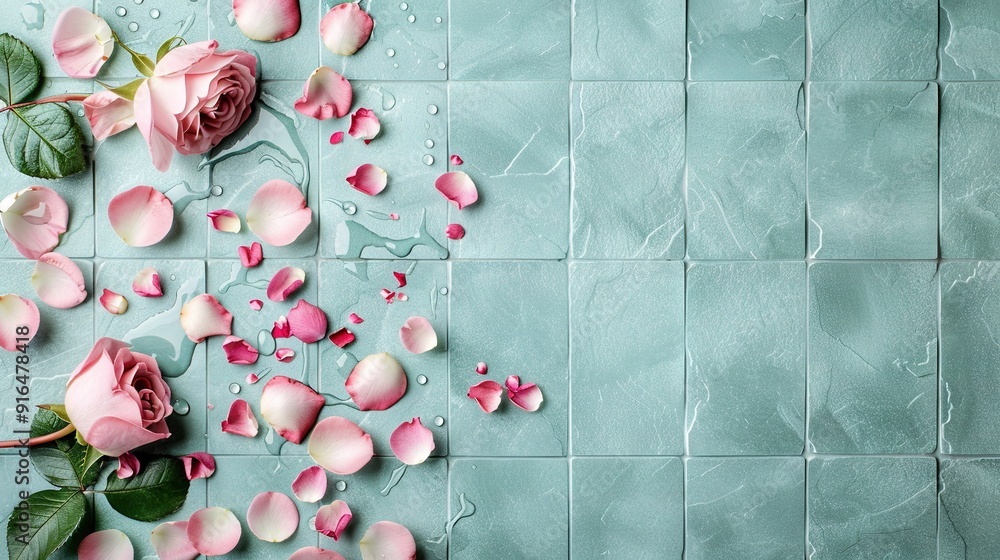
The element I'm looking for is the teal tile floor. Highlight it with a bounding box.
[4,0,1000,558]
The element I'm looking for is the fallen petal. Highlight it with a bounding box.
[345,353,407,411]
[393,271,406,287]
[294,66,352,120]
[445,223,465,240]
[468,380,503,413]
[380,288,395,304]
[330,131,344,144]
[346,163,387,196]
[132,266,163,297]
[506,375,544,412]
[78,529,133,560]
[475,362,488,375]
[389,212,399,220]
[246,372,260,384]
[268,266,305,302]
[51,6,113,79]
[272,315,291,338]
[276,347,295,362]
[180,294,233,342]
[396,292,408,302]
[207,209,241,233]
[31,252,87,309]
[0,186,69,259]
[308,416,373,475]
[348,312,364,324]
[291,465,327,503]
[288,299,328,343]
[389,417,435,466]
[239,242,264,268]
[116,452,139,479]
[186,507,242,556]
[100,288,128,315]
[435,171,479,210]
[399,316,437,354]
[108,186,174,247]
[260,376,325,444]
[221,399,259,437]
[348,108,380,143]
[328,327,355,348]
[315,500,351,541]
[359,521,416,560]
[450,154,464,166]
[247,491,299,543]
[0,294,39,351]
[290,547,346,560]
[83,90,134,141]
[223,335,259,365]
[249,299,263,311]
[150,521,198,560]
[233,0,301,42]
[246,180,312,247]
[320,2,374,56]
[505,375,520,392]
[181,452,216,480]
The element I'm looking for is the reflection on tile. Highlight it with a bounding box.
[939,459,1000,559]
[572,0,685,81]
[209,2,319,81]
[95,0,209,79]
[940,0,1000,80]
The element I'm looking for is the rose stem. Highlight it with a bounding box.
[0,423,76,448]
[0,93,91,114]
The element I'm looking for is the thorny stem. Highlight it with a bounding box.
[0,93,90,114]
[0,423,76,448]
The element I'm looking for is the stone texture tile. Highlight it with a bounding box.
[940,0,1000,80]
[572,0,685,81]
[939,459,1000,559]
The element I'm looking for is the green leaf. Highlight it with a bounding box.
[29,408,68,440]
[156,36,185,62]
[0,33,40,105]
[29,409,106,488]
[30,448,83,488]
[6,489,86,560]
[3,103,86,179]
[102,457,190,522]
[37,404,70,424]
[99,77,145,102]
[131,52,155,77]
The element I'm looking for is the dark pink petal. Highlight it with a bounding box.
[294,66,352,120]
[475,362,488,375]
[233,0,301,42]
[100,288,128,315]
[78,529,133,560]
[116,452,139,479]
[320,2,374,56]
[223,335,259,365]
[389,212,399,220]
[380,288,395,304]
[247,491,299,543]
[348,312,364,324]
[290,547,346,560]
[330,131,344,145]
[393,271,407,287]
[267,266,305,302]
[272,315,292,338]
[239,242,264,268]
[221,399,259,437]
[348,108,380,143]
[181,452,216,480]
[246,180,312,247]
[468,380,503,413]
[359,521,416,560]
[399,316,437,354]
[346,163,387,196]
[450,154,464,166]
[108,186,174,246]
[315,500,351,541]
[389,417,435,466]
[328,327,355,348]
[435,171,479,210]
[291,465,327,503]
[132,266,162,297]
[180,294,233,342]
[260,376,325,444]
[246,372,260,384]
[505,375,544,412]
[308,416,373,475]
[288,299,328,343]
[31,252,87,309]
[0,294,40,351]
[445,223,466,240]
[151,521,198,560]
[505,375,520,392]
[207,209,241,233]
[249,299,263,311]
[276,347,295,362]
[0,186,69,259]
[186,507,242,556]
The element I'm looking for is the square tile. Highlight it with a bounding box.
[685,262,805,456]
[687,81,805,259]
[450,262,568,456]
[570,262,684,456]
[809,0,937,80]
[15,0,93,77]
[209,1,319,81]
[571,457,683,559]
[808,262,938,454]
[571,82,684,259]
[449,82,569,259]
[686,457,805,559]
[95,0,210,79]
[807,458,936,560]
[449,0,569,80]
[807,82,938,260]
[688,0,804,80]
[450,458,568,559]
[572,0,685,80]
[940,0,1000,80]
[939,459,1000,559]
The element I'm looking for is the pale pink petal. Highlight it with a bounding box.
[348,312,364,324]
[78,529,132,560]
[108,186,174,247]
[389,417,435,466]
[467,380,502,413]
[290,547,346,560]
[186,507,242,556]
[291,466,326,503]
[359,521,416,560]
[328,327,354,348]
[475,362,488,375]
[116,452,139,479]
[393,271,406,287]
[345,352,407,411]
[181,452,216,480]
[0,186,69,259]
[233,0,301,42]
[207,209,241,233]
[247,491,299,543]
[260,375,325,444]
[246,180,312,247]
[330,131,344,144]
[51,7,113,78]
[348,108,380,144]
[180,294,233,342]
[83,90,134,141]
[31,252,87,309]
[435,171,479,210]
[249,299,263,311]
[151,521,198,560]
[445,223,465,240]
[288,299,328,343]
[294,67,352,120]
[450,154,464,166]
[267,266,305,302]
[0,294,39,352]
[346,163,387,196]
[223,335,259,365]
[320,2,374,56]
[132,266,162,297]
[380,288,395,304]
[506,375,544,412]
[315,500,351,541]
[389,212,399,220]
[276,347,295,362]
[272,315,291,338]
[100,288,128,315]
[399,316,437,354]
[308,416,373,475]
[239,242,264,268]
[397,293,408,302]
[221,399,259,437]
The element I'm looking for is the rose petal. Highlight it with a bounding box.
[233,0,301,42]
[475,362,488,375]
[290,547,347,560]
[78,529,133,560]
[468,380,503,413]
[308,416,373,475]
[315,500,351,541]
[239,242,264,268]
[51,7,113,78]
[348,312,364,324]
[207,209,241,233]
[505,375,544,412]
[346,163,387,196]
[100,288,128,315]
[108,186,174,246]
[246,180,312,247]
[267,266,305,302]
[359,521,416,560]
[223,335,259,365]
[181,452,216,480]
[328,327,355,348]
[180,294,233,342]
[380,288,395,304]
[0,186,69,259]
[399,316,437,354]
[450,154,464,166]
[31,252,87,309]
[294,66,353,120]
[320,2,374,56]
[288,299,328,343]
[272,315,291,338]
[132,266,163,297]
[291,465,327,503]
[330,131,344,145]
[83,90,135,141]
[246,372,259,384]
[389,417,435,466]
[247,491,299,543]
[221,399,259,437]
[389,212,399,220]
[445,223,465,240]
[276,347,295,362]
[0,294,39,352]
[116,452,139,479]
[393,271,406,287]
[151,521,198,560]
[348,108,380,143]
[186,507,242,556]
[260,375,325,444]
[396,293,408,302]
[345,352,407,411]
[249,299,263,311]
[435,171,479,210]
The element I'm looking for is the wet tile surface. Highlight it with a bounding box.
[939,459,1000,559]
[572,0,685,81]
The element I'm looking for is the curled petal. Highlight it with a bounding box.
[328,327,355,348]
[290,547,346,560]
[380,288,395,304]
[249,299,263,311]
[223,335,259,365]
[239,242,264,268]
[468,380,503,413]
[78,529,133,560]
[132,266,162,297]
[399,316,437,354]
[246,372,260,384]
[221,399,259,437]
[116,452,139,479]
[475,362,488,375]
[0,186,69,259]
[320,2,374,56]
[346,163,387,196]
[389,417,435,466]
[348,108,380,143]
[233,0,301,42]
[181,452,216,480]
[315,500,351,541]
[246,180,312,247]
[435,172,479,210]
[83,90,134,141]
[247,491,299,543]
[276,347,295,362]
[100,288,128,315]
[51,7,113,78]
[505,375,544,412]
[308,416,374,475]
[450,154,464,166]
[359,521,417,560]
[108,186,174,247]
[396,293,408,302]
[0,294,40,351]
[260,376,325,444]
[291,465,326,503]
[445,223,465,240]
[272,315,291,338]
[186,507,242,556]
[294,66,352,120]
[31,252,87,309]
[267,266,305,302]
[330,131,344,145]
[393,271,406,288]
[180,294,233,342]
[150,521,198,560]
[345,353,407,411]
[288,299,328,343]
[348,312,363,324]
[207,209,241,233]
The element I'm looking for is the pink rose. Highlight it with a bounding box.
[64,338,173,457]
[133,40,257,172]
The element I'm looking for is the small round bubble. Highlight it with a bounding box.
[228,383,241,394]
[211,185,223,196]
[425,139,434,149]
[335,480,347,491]
[422,154,434,166]
[128,22,139,31]
[407,14,415,22]
[434,416,445,426]
[417,375,428,385]
[399,2,408,9]
[149,8,160,18]
[434,16,443,23]
[115,6,127,16]
[427,104,438,115]
[386,48,395,57]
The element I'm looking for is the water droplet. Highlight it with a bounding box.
[399,2,408,9]
[77,109,85,117]
[210,185,223,196]
[169,274,177,281]
[149,8,159,18]
[422,154,434,166]
[335,480,347,491]
[425,139,434,149]
[386,48,395,57]
[115,6,127,16]
[439,287,449,295]
[133,0,143,4]
[427,104,438,115]
[308,517,317,531]
[407,14,415,23]
[438,62,447,70]
[21,1,45,31]
[471,464,477,470]
[128,21,139,31]
[227,10,236,26]
[417,375,428,385]
[229,383,241,394]
[380,89,396,110]
[435,16,443,24]
[344,202,357,215]
[173,399,190,415]
[393,63,399,68]
[434,416,445,426]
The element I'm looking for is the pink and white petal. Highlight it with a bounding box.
[393,271,406,287]
[389,213,399,220]
[180,294,233,342]
[78,529,133,560]
[328,327,354,348]
[151,521,198,560]
[505,375,520,392]
[272,315,291,338]
[246,180,312,247]
[31,252,87,309]
[320,2,374,56]
[359,521,417,560]
[181,452,216,480]
[233,0,301,42]
[0,186,69,259]
[475,362,488,375]
[0,294,39,351]
[348,312,363,324]
[275,347,295,362]
[267,266,305,302]
[132,266,162,297]
[346,163,387,196]
[315,500,351,541]
[509,382,544,412]
[348,108,380,143]
[100,288,128,315]
[186,507,242,556]
[396,293,408,302]
[239,242,264,268]
[450,154,464,166]
[207,209,241,233]
[108,186,174,247]
[345,352,407,411]
[291,465,326,503]
[246,372,260,384]
[445,223,465,240]
[259,375,325,444]
[83,90,134,141]
[287,299,328,343]
[221,399,259,437]
[51,7,113,79]
[329,131,344,145]
[307,416,373,475]
[467,380,503,413]
[380,289,395,304]
[247,491,299,543]
[389,417,435,466]
[116,452,139,479]
[249,299,263,311]
[223,335,259,365]
[399,316,437,354]
[434,171,479,210]
[293,66,352,120]
[290,547,347,560]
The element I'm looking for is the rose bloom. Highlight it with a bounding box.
[64,338,173,457]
